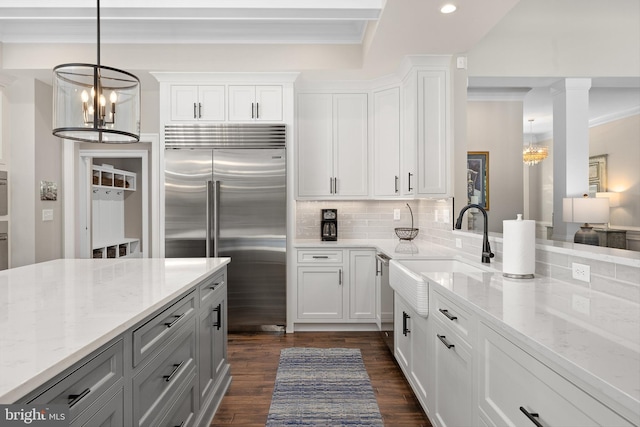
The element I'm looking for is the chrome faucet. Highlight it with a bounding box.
[454,204,495,264]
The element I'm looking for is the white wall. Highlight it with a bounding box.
[467,100,524,232]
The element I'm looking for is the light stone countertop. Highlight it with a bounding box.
[294,238,640,422]
[0,257,230,403]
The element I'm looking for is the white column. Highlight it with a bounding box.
[551,78,591,242]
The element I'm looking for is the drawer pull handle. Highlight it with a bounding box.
[437,334,455,349]
[439,309,458,321]
[312,256,329,259]
[209,281,223,290]
[164,313,184,328]
[163,361,185,383]
[519,407,543,427]
[68,388,91,408]
[213,304,222,330]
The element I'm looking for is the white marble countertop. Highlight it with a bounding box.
[0,257,230,403]
[294,238,640,420]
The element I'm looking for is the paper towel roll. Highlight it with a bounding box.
[502,214,536,279]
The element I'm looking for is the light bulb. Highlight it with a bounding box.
[99,95,106,107]
[91,87,95,98]
[81,90,89,103]
[110,91,117,103]
[440,4,457,13]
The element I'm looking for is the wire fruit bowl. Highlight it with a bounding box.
[394,203,419,241]
[395,227,419,240]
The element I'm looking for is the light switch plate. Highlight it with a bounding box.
[42,209,53,221]
[393,209,401,220]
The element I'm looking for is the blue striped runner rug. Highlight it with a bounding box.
[266,347,384,426]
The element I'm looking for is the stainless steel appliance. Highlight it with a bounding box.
[321,208,337,241]
[164,123,286,331]
[376,252,394,352]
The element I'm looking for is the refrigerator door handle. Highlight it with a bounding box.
[206,180,213,257]
[212,180,220,257]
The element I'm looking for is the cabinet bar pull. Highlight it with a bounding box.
[333,177,337,194]
[68,388,91,408]
[394,176,399,193]
[312,255,329,259]
[256,102,259,119]
[209,281,223,290]
[402,311,410,336]
[213,304,222,330]
[338,269,343,285]
[408,172,414,191]
[175,422,185,427]
[251,102,255,119]
[163,361,185,382]
[439,308,458,321]
[198,102,202,118]
[329,177,333,194]
[519,407,543,427]
[164,313,184,328]
[437,334,455,349]
[193,103,197,119]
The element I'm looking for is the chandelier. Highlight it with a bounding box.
[523,119,548,166]
[52,0,140,143]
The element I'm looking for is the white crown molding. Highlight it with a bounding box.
[589,105,640,128]
[151,71,300,84]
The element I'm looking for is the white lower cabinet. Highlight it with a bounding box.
[394,294,433,416]
[477,322,633,427]
[432,318,473,427]
[295,248,376,325]
[393,284,633,427]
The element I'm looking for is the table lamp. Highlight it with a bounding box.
[563,196,609,245]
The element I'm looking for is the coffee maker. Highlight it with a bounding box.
[321,209,338,241]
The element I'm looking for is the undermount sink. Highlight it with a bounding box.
[389,258,492,316]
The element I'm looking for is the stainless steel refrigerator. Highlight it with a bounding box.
[164,124,286,331]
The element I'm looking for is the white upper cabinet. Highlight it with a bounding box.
[416,69,449,197]
[228,85,283,121]
[373,87,401,197]
[170,85,225,121]
[296,92,368,199]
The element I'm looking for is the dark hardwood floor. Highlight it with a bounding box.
[210,331,432,427]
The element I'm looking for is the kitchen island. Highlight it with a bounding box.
[0,257,231,427]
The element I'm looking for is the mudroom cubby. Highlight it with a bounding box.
[91,164,140,258]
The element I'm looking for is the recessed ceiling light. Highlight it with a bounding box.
[440,4,457,14]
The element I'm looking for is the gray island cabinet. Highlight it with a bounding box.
[0,258,231,427]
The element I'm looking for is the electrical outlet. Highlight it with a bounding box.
[571,294,591,315]
[443,209,450,223]
[393,209,401,220]
[456,238,463,248]
[42,209,53,222]
[572,262,590,283]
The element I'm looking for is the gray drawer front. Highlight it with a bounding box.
[29,340,123,422]
[199,270,226,306]
[133,319,197,427]
[158,373,197,427]
[133,291,196,367]
[71,386,124,427]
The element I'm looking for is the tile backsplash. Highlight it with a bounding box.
[295,199,640,301]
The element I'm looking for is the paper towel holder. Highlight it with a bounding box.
[502,214,535,279]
